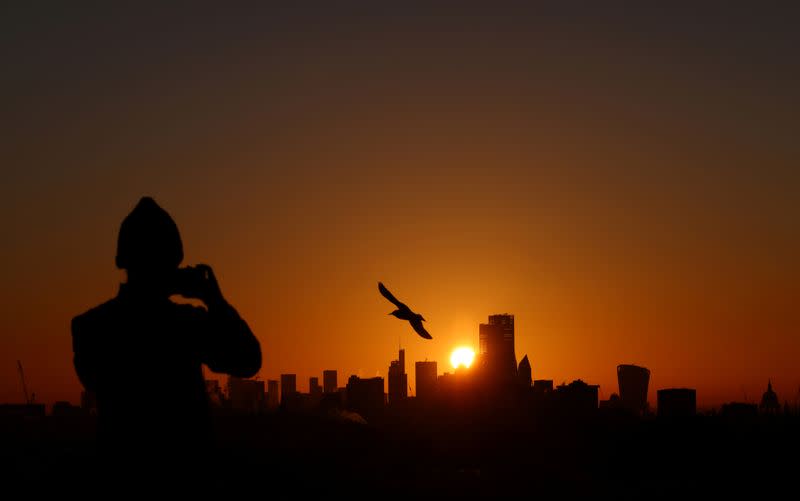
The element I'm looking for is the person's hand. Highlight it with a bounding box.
[194,264,225,306]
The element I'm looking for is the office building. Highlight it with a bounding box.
[281,374,297,404]
[617,364,650,416]
[267,379,280,409]
[478,314,517,384]
[323,370,338,394]
[415,361,438,400]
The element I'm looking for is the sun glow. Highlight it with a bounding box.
[450,347,475,369]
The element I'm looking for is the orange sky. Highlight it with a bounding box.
[1,4,798,409]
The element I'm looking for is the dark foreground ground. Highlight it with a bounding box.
[2,405,798,498]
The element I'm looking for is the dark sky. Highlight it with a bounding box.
[1,3,798,407]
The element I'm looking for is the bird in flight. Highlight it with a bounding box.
[378,282,432,340]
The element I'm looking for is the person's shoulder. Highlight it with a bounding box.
[71,298,121,335]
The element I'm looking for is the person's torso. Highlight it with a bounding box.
[74,295,212,446]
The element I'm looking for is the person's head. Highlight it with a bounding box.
[116,197,183,295]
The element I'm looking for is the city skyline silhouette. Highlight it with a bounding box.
[2,4,798,410]
[4,305,797,497]
[1,3,798,495]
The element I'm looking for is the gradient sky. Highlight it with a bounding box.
[2,3,798,409]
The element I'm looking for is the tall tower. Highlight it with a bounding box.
[518,355,532,387]
[388,349,408,403]
[478,314,517,384]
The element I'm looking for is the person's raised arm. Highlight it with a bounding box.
[192,264,261,377]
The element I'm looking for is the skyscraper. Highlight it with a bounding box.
[323,370,338,394]
[478,314,517,384]
[267,379,279,409]
[280,374,297,404]
[518,355,532,387]
[415,361,438,400]
[388,349,408,403]
[617,364,650,416]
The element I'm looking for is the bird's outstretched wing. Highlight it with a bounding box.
[410,318,432,340]
[378,282,406,309]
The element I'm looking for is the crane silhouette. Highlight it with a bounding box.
[17,360,33,404]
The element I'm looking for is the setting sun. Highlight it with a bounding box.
[450,347,476,369]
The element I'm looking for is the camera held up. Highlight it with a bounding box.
[172,266,208,299]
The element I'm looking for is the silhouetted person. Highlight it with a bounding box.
[71,197,261,491]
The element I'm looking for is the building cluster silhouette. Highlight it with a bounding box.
[3,312,792,431]
[54,312,781,425]
[4,312,792,425]
[2,312,798,498]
